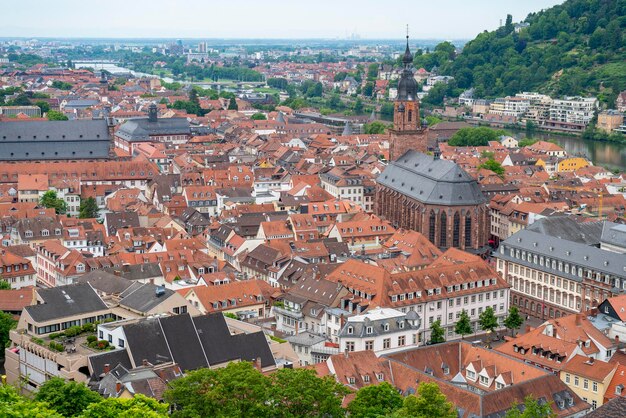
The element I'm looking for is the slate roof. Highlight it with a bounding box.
[157,314,208,371]
[88,349,132,378]
[377,150,486,206]
[601,222,626,250]
[74,270,135,295]
[115,117,190,142]
[497,228,626,282]
[120,313,275,372]
[119,283,175,313]
[526,216,604,245]
[0,119,110,161]
[123,318,173,366]
[25,283,108,322]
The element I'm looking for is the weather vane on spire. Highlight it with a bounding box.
[406,24,409,39]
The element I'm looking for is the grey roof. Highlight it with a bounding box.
[26,283,108,322]
[601,222,626,250]
[339,312,420,338]
[286,331,326,347]
[496,228,626,283]
[103,263,163,282]
[123,317,173,366]
[88,349,132,378]
[105,212,140,235]
[119,283,175,313]
[0,120,110,161]
[526,216,604,245]
[158,314,208,371]
[115,117,190,142]
[377,150,486,206]
[64,99,99,108]
[74,270,135,295]
[192,314,276,368]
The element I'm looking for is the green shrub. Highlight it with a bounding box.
[64,326,82,337]
[86,335,97,343]
[81,323,95,333]
[48,333,61,340]
[48,341,64,352]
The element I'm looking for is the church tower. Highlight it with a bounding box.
[389,34,429,161]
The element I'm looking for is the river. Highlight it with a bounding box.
[516,132,626,173]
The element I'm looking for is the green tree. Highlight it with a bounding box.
[354,98,364,114]
[51,80,73,90]
[271,368,348,418]
[35,100,50,114]
[363,82,374,97]
[392,382,456,418]
[479,159,505,178]
[47,110,69,121]
[505,396,556,418]
[79,197,99,219]
[364,121,386,134]
[0,310,17,349]
[0,384,62,418]
[250,112,267,120]
[188,88,199,105]
[449,127,505,147]
[518,138,538,148]
[504,306,524,337]
[348,382,403,418]
[479,306,499,345]
[454,309,473,339]
[40,190,67,215]
[35,377,102,417]
[228,97,238,110]
[367,63,379,80]
[0,279,11,290]
[430,320,445,344]
[164,362,271,418]
[78,394,167,418]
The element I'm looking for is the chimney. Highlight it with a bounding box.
[344,348,349,358]
[575,314,582,326]
[116,382,122,393]
[254,357,262,371]
[103,364,110,374]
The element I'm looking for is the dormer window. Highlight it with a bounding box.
[41,229,49,237]
[347,377,355,384]
[376,373,384,381]
[616,384,623,395]
[25,230,33,238]
[383,323,389,332]
[347,326,353,334]
[366,326,373,334]
[363,375,370,383]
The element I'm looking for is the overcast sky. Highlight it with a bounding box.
[1,0,564,39]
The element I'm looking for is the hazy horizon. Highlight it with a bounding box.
[1,0,564,40]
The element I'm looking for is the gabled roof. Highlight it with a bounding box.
[25,283,108,322]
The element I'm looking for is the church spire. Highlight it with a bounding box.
[402,25,413,66]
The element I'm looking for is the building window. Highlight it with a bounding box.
[398,336,405,346]
[592,381,598,393]
[118,339,125,347]
[383,338,391,349]
[428,210,436,243]
[452,212,460,247]
[365,340,374,350]
[465,213,472,247]
[440,211,447,247]
[345,341,355,352]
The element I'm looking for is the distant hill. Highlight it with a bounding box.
[432,0,626,106]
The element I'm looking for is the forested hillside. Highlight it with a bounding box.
[428,0,625,105]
